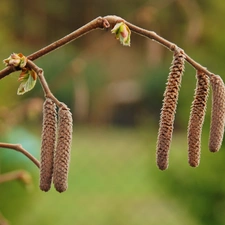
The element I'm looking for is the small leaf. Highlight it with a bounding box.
[17,69,37,95]
[111,22,131,46]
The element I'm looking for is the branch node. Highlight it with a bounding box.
[170,44,178,52]
[102,18,110,29]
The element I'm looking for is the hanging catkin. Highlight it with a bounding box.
[209,74,225,152]
[187,71,209,167]
[40,98,57,191]
[53,106,73,193]
[156,49,185,170]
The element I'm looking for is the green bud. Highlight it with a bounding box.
[111,22,131,46]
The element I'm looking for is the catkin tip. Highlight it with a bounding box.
[188,161,199,168]
[157,157,169,170]
[53,106,73,193]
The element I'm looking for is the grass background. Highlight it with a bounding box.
[1,125,224,225]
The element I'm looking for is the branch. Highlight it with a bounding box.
[0,16,110,80]
[0,15,213,80]
[0,170,31,185]
[122,19,211,77]
[0,143,40,168]
[26,60,63,107]
[0,212,9,225]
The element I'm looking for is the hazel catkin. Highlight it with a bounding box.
[53,106,73,193]
[187,71,209,167]
[39,98,57,191]
[156,49,185,170]
[209,74,225,152]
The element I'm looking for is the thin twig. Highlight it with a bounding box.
[0,212,9,225]
[105,15,212,76]
[26,60,64,108]
[0,170,30,184]
[0,143,40,168]
[123,19,211,77]
[27,16,110,61]
[0,15,214,80]
[0,16,110,80]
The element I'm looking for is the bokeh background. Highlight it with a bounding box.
[1,0,225,224]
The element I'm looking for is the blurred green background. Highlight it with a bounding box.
[1,0,225,224]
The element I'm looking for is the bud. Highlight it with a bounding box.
[156,49,185,170]
[187,71,209,167]
[53,106,73,193]
[111,22,131,46]
[209,74,225,152]
[39,98,57,191]
[3,53,27,68]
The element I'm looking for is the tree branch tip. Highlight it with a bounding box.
[0,142,40,169]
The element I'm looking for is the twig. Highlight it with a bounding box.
[0,212,9,225]
[122,19,211,77]
[26,60,64,108]
[105,15,212,77]
[0,143,40,168]
[27,16,110,61]
[0,15,214,80]
[0,170,31,184]
[0,16,110,80]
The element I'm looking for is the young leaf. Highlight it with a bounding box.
[17,69,37,95]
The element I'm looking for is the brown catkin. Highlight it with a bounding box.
[156,49,185,170]
[40,98,57,191]
[209,74,225,152]
[53,106,73,193]
[187,71,210,167]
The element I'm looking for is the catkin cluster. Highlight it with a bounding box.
[209,74,225,152]
[187,71,209,167]
[39,100,73,192]
[155,46,225,169]
[156,49,185,170]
